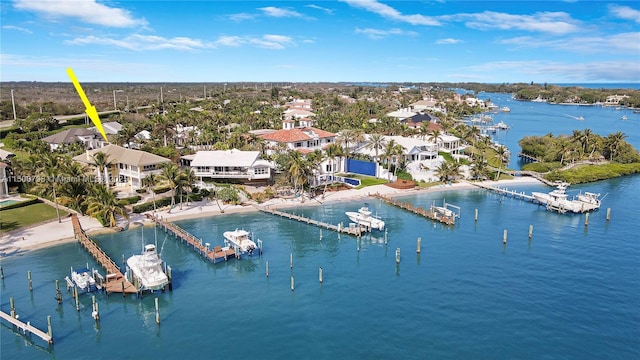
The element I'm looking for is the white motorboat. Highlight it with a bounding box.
[430,200,460,219]
[223,229,261,257]
[496,121,510,130]
[577,192,601,207]
[500,106,511,112]
[345,206,385,231]
[127,244,169,292]
[67,266,99,293]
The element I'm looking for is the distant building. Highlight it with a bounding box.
[89,121,122,135]
[42,128,105,151]
[259,120,336,155]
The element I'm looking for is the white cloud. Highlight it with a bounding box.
[2,25,33,34]
[608,4,640,23]
[355,27,418,39]
[66,34,216,51]
[466,60,640,82]
[306,4,333,15]
[498,32,640,54]
[249,35,294,49]
[214,36,245,47]
[341,0,441,26]
[455,11,580,35]
[13,0,147,27]
[229,13,256,22]
[258,6,304,18]
[436,38,462,44]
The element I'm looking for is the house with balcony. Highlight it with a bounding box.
[73,144,171,190]
[259,120,336,155]
[42,128,105,151]
[186,149,272,184]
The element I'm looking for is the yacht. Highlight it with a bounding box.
[500,106,511,112]
[532,183,580,213]
[576,192,601,207]
[345,206,385,231]
[495,121,510,130]
[223,229,261,257]
[127,244,169,292]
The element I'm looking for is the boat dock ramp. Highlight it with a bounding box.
[257,206,368,236]
[371,193,458,226]
[146,214,245,263]
[0,309,53,345]
[71,214,138,295]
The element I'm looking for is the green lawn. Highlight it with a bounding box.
[0,203,69,232]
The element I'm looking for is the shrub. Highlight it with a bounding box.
[0,197,41,211]
[117,195,141,206]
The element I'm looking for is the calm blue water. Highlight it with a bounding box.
[2,100,639,359]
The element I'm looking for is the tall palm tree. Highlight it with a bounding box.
[364,133,386,178]
[181,168,197,207]
[35,153,64,223]
[142,173,159,211]
[337,129,364,159]
[58,161,90,215]
[84,184,129,228]
[427,129,442,152]
[152,114,175,147]
[382,139,400,181]
[494,145,509,180]
[159,163,184,212]
[554,138,572,165]
[89,152,113,188]
[605,131,627,161]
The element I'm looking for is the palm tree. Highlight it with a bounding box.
[324,142,344,177]
[58,161,90,215]
[33,153,66,223]
[337,129,364,159]
[152,114,175,147]
[365,134,386,177]
[382,140,404,181]
[391,142,405,178]
[427,129,442,152]
[84,184,129,228]
[605,131,627,161]
[159,163,184,212]
[181,168,197,207]
[494,145,509,180]
[89,152,113,189]
[554,138,572,165]
[142,173,159,211]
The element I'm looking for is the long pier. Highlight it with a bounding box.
[257,207,367,236]
[370,193,457,226]
[71,214,137,294]
[467,182,538,202]
[145,214,239,263]
[0,310,53,345]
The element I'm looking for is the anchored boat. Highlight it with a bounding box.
[532,182,601,213]
[345,205,385,231]
[66,266,100,293]
[127,244,169,292]
[223,229,262,257]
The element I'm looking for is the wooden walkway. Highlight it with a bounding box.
[146,214,239,263]
[467,181,538,202]
[70,214,137,294]
[257,207,367,236]
[370,193,457,226]
[0,310,53,345]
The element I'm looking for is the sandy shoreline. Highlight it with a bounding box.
[0,178,542,256]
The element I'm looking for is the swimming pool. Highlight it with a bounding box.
[0,199,21,208]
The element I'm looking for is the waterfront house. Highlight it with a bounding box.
[42,128,105,151]
[185,149,272,185]
[73,144,171,190]
[259,120,336,156]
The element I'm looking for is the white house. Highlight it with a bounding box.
[187,149,272,184]
[73,144,171,190]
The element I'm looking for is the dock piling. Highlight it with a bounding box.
[91,295,99,321]
[606,208,611,221]
[416,237,421,253]
[384,229,388,245]
[28,271,32,292]
[10,297,15,318]
[155,298,160,325]
[290,253,293,269]
[47,316,53,343]
[1,266,4,279]
[528,225,533,239]
[503,229,508,244]
[319,267,323,283]
[475,209,478,221]
[584,213,589,227]
[395,248,401,264]
[266,261,269,277]
[290,275,295,291]
[55,280,62,304]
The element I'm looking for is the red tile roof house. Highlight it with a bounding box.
[259,120,337,156]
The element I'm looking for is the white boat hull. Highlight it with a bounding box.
[345,212,385,231]
[126,244,169,292]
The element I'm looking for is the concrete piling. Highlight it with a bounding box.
[416,237,421,253]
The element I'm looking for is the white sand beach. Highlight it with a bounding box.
[0,177,543,255]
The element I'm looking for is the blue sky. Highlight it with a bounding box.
[1,0,639,83]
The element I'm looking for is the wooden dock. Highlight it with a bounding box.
[370,193,457,226]
[467,182,538,202]
[71,214,138,294]
[0,310,53,345]
[257,206,367,236]
[146,214,239,263]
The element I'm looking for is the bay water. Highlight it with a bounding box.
[1,95,639,359]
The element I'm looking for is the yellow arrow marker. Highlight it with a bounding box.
[66,67,108,141]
